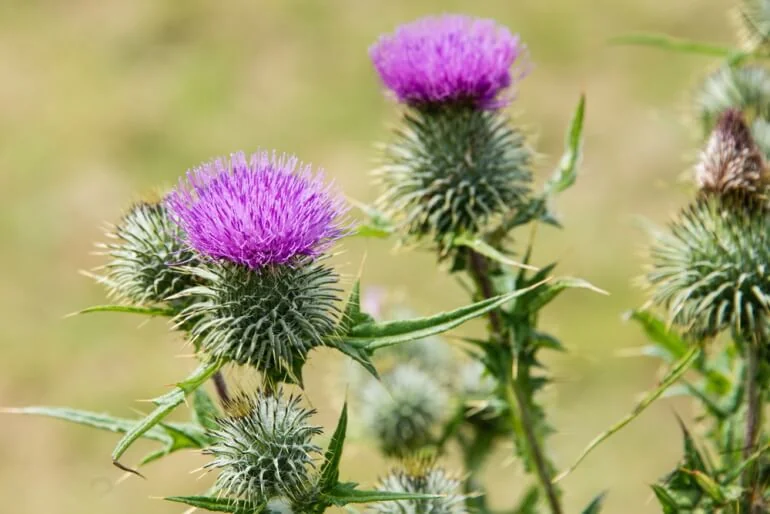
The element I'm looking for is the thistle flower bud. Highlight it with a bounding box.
[695,66,770,136]
[359,364,448,456]
[97,199,197,306]
[368,458,467,514]
[204,390,323,506]
[695,109,768,198]
[648,197,770,338]
[371,16,532,247]
[167,151,347,380]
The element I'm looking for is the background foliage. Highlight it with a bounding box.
[0,0,732,512]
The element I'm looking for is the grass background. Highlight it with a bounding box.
[0,0,735,512]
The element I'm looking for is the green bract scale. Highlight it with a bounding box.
[695,66,770,136]
[368,461,467,514]
[359,364,448,456]
[204,391,323,506]
[648,197,770,339]
[176,258,341,381]
[376,105,532,247]
[98,200,197,306]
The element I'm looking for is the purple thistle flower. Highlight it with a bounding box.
[167,151,347,269]
[370,14,527,109]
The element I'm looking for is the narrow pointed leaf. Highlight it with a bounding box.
[453,235,538,270]
[609,33,743,58]
[112,359,223,467]
[581,492,607,514]
[69,304,175,317]
[554,346,700,482]
[650,485,680,514]
[325,484,440,506]
[528,277,608,313]
[319,401,348,490]
[343,281,547,351]
[684,469,725,502]
[546,94,585,195]
[191,388,220,431]
[165,496,257,513]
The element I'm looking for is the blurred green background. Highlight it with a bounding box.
[0,0,735,512]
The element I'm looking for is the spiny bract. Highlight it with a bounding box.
[648,197,770,338]
[695,66,770,136]
[204,390,323,506]
[376,104,532,247]
[176,257,341,381]
[359,364,448,456]
[367,460,467,514]
[98,200,197,306]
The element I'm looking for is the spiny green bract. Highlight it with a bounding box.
[648,197,770,339]
[695,66,770,137]
[376,104,532,248]
[98,200,197,306]
[176,258,341,381]
[368,461,467,514]
[359,364,449,456]
[735,0,770,52]
[204,391,323,506]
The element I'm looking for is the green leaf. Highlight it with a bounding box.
[165,496,257,513]
[325,483,439,506]
[191,388,220,431]
[452,235,538,270]
[684,469,725,503]
[341,281,547,351]
[527,277,608,313]
[554,345,700,483]
[581,492,607,514]
[68,304,175,317]
[513,486,540,513]
[3,406,171,442]
[546,94,585,196]
[626,310,689,359]
[319,401,348,491]
[609,33,744,58]
[333,280,379,378]
[650,485,681,514]
[356,224,394,238]
[112,359,223,468]
[351,201,395,239]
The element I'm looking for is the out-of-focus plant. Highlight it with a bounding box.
[554,4,770,512]
[4,12,603,514]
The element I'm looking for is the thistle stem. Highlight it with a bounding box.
[743,332,765,512]
[466,249,562,514]
[212,371,230,405]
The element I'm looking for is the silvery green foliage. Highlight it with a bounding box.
[204,390,323,506]
[98,200,197,306]
[177,258,341,381]
[695,66,770,136]
[368,464,467,514]
[360,364,449,456]
[376,104,532,247]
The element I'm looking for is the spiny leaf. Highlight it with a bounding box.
[191,388,220,431]
[165,496,257,513]
[319,401,348,491]
[609,33,745,58]
[112,359,223,468]
[546,94,586,196]
[526,277,608,313]
[67,304,175,317]
[554,345,700,482]
[682,469,725,502]
[324,483,440,506]
[452,234,538,270]
[581,492,607,514]
[650,485,680,514]
[342,281,547,351]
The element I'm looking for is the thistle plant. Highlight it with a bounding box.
[5,10,605,514]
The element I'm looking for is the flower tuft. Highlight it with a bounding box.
[368,458,467,514]
[695,108,768,198]
[98,199,197,306]
[167,151,347,270]
[204,390,323,506]
[359,364,448,456]
[370,15,527,109]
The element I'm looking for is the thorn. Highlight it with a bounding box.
[113,460,145,479]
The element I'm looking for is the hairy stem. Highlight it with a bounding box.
[466,249,562,514]
[212,371,230,405]
[743,333,764,513]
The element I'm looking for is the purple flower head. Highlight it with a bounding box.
[370,14,527,109]
[167,151,347,269]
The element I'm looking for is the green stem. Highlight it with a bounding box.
[743,332,765,513]
[466,249,562,514]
